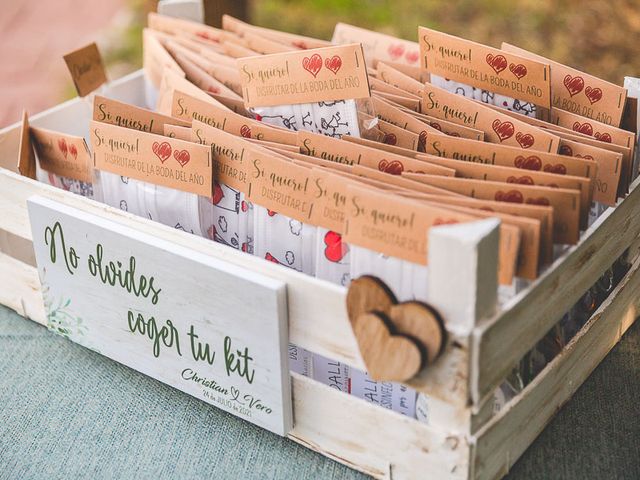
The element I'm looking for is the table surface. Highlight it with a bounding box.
[1,304,638,480]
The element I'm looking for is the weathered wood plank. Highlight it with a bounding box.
[0,252,45,324]
[472,254,640,480]
[471,176,640,406]
[290,373,470,480]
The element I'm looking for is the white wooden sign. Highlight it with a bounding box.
[28,196,292,435]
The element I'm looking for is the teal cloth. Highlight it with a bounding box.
[0,304,638,479]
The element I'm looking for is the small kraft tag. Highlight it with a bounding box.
[63,43,108,97]
[237,44,371,108]
[90,120,212,197]
[30,126,93,183]
[421,83,560,152]
[502,43,627,127]
[419,27,551,109]
[344,183,479,265]
[93,96,190,135]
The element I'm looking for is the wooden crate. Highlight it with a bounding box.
[0,70,638,480]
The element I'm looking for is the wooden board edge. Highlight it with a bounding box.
[471,175,640,404]
[0,251,45,325]
[471,254,640,480]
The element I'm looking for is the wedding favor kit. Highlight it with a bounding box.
[1,4,640,479]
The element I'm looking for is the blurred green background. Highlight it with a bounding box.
[107,0,640,87]
[251,0,639,85]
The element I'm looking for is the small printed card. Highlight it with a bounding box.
[237,44,371,107]
[30,126,93,183]
[63,42,108,97]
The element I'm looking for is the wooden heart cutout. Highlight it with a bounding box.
[346,276,446,381]
[352,312,423,381]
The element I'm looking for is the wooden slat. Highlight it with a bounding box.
[472,254,640,480]
[0,252,45,324]
[471,176,640,406]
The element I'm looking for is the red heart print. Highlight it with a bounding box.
[405,51,419,64]
[595,132,612,143]
[584,86,603,104]
[240,125,252,138]
[515,132,535,149]
[563,75,584,97]
[207,86,220,94]
[383,133,397,145]
[418,131,428,149]
[69,144,78,160]
[526,197,550,206]
[492,119,515,142]
[58,138,68,158]
[495,190,524,203]
[325,55,343,75]
[509,63,528,80]
[378,159,404,175]
[302,53,323,77]
[514,155,542,171]
[152,141,172,163]
[575,153,594,160]
[212,183,224,205]
[573,121,593,136]
[267,209,277,217]
[173,149,190,167]
[388,44,405,60]
[241,200,249,212]
[559,144,573,156]
[324,230,349,263]
[430,122,443,132]
[543,163,567,175]
[486,54,507,74]
[265,252,282,265]
[507,175,534,185]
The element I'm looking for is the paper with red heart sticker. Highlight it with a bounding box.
[388,44,405,60]
[506,175,534,185]
[324,230,349,263]
[302,53,323,77]
[572,122,593,136]
[492,119,515,142]
[563,75,584,97]
[240,125,252,138]
[594,132,612,143]
[383,133,397,145]
[152,141,172,163]
[58,138,68,158]
[584,86,603,104]
[404,51,419,64]
[509,63,527,80]
[495,189,524,203]
[324,55,343,75]
[543,163,567,175]
[173,149,190,167]
[31,126,93,183]
[212,182,225,205]
[515,132,535,149]
[378,159,404,175]
[514,155,542,171]
[486,54,508,74]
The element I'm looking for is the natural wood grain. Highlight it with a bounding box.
[472,254,640,480]
[352,312,423,381]
[346,275,396,322]
[389,301,445,365]
[471,176,640,407]
[0,252,45,325]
